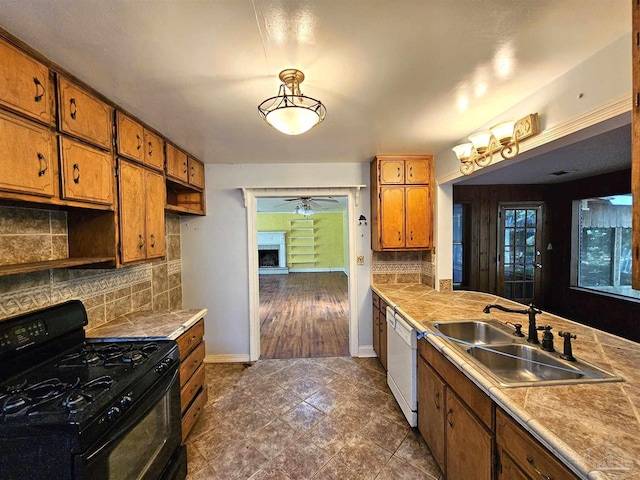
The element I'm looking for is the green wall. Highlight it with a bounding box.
[257,212,345,270]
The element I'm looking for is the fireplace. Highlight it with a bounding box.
[257,231,288,274]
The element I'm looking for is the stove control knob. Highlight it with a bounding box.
[119,396,132,410]
[106,406,121,422]
[155,358,172,374]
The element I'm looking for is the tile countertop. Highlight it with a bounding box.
[85,308,208,341]
[373,284,640,480]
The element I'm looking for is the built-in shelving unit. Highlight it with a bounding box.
[287,219,317,267]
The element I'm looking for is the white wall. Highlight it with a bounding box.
[181,163,371,358]
[433,34,632,285]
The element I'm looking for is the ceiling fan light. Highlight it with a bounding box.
[452,143,474,162]
[468,131,493,154]
[490,121,516,145]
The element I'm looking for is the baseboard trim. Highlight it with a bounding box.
[204,354,251,363]
[358,345,377,357]
[288,268,348,273]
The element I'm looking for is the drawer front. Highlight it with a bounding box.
[0,110,55,198]
[143,129,164,171]
[59,136,114,206]
[180,364,205,413]
[180,340,205,385]
[181,386,208,444]
[187,156,205,189]
[496,409,579,480]
[57,76,112,151]
[176,319,205,360]
[372,292,380,310]
[0,38,53,124]
[424,339,493,428]
[115,111,144,162]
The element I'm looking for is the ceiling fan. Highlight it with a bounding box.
[282,196,339,216]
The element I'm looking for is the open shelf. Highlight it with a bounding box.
[0,257,115,277]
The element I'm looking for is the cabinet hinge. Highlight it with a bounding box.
[114,165,119,177]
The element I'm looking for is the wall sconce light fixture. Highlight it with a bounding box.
[358,215,367,225]
[452,113,540,175]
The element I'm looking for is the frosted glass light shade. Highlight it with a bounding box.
[468,131,493,154]
[490,121,516,145]
[266,106,320,136]
[452,143,474,162]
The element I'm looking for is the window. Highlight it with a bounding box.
[573,194,638,299]
[453,204,469,287]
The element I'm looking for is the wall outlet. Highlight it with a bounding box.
[357,255,365,265]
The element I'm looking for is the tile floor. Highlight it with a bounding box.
[185,357,443,480]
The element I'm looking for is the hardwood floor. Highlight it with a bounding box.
[259,272,349,359]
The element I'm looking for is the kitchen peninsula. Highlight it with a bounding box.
[373,283,640,479]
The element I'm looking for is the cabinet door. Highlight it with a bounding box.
[417,357,446,471]
[379,158,405,184]
[118,160,147,263]
[166,143,188,183]
[446,390,493,480]
[59,136,114,206]
[405,186,431,248]
[58,76,112,151]
[405,158,431,184]
[380,187,405,248]
[0,110,54,198]
[116,111,144,163]
[380,312,388,371]
[188,156,205,189]
[145,169,166,259]
[372,306,380,359]
[144,129,165,171]
[0,38,52,124]
[497,447,530,480]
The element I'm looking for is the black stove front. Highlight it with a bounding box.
[0,301,186,480]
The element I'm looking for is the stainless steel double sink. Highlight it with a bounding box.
[431,319,623,387]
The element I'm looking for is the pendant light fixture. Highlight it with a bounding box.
[258,69,326,136]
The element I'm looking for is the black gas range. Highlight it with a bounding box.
[0,300,186,480]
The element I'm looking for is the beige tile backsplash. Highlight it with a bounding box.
[0,206,183,328]
[371,250,437,287]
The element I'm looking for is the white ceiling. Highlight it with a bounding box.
[0,1,630,168]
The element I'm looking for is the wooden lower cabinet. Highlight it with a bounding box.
[496,409,579,480]
[176,318,207,443]
[371,292,388,370]
[417,338,494,479]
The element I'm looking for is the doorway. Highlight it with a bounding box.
[257,196,349,359]
[497,203,544,304]
[244,187,361,362]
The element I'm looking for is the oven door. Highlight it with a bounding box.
[74,366,183,480]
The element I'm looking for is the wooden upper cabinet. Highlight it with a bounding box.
[379,158,405,184]
[0,38,53,125]
[59,136,114,207]
[166,143,188,183]
[57,76,112,151]
[380,187,406,249]
[118,160,147,264]
[633,0,640,289]
[188,156,205,190]
[145,169,166,259]
[0,110,54,198]
[405,158,431,184]
[405,185,431,248]
[115,111,144,163]
[371,155,434,251]
[144,129,165,172]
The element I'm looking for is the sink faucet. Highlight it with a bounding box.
[483,303,543,344]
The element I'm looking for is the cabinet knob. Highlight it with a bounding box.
[150,234,156,248]
[526,457,553,480]
[398,231,401,242]
[148,141,153,156]
[434,392,440,410]
[136,134,142,150]
[397,166,401,178]
[138,234,145,249]
[446,408,454,427]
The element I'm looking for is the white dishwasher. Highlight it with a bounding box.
[386,306,418,427]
